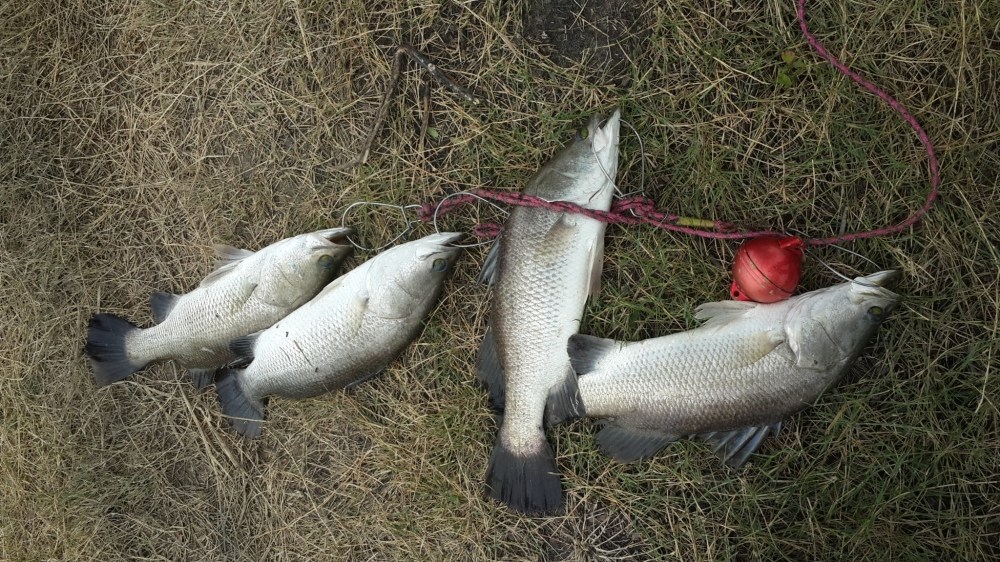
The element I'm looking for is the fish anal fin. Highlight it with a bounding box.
[596,422,679,463]
[695,422,781,468]
[216,369,267,439]
[476,326,505,411]
[544,365,583,426]
[150,292,181,324]
[188,368,216,390]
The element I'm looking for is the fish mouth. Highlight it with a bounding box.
[597,108,621,133]
[429,231,467,248]
[861,269,902,288]
[313,227,353,246]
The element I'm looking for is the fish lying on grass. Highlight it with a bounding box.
[477,109,621,514]
[216,232,464,438]
[86,228,353,389]
[566,270,901,467]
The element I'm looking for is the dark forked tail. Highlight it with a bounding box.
[85,313,146,386]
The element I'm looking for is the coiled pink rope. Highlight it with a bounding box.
[419,0,941,247]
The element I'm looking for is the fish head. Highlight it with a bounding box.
[784,270,901,372]
[257,227,354,308]
[527,109,621,206]
[364,232,465,319]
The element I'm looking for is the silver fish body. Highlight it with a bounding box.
[86,228,353,388]
[216,232,464,438]
[478,109,621,514]
[568,270,902,467]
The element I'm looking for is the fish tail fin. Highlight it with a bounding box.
[85,313,146,386]
[567,334,620,376]
[215,368,266,438]
[486,432,563,515]
[544,366,583,426]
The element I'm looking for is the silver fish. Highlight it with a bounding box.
[477,109,621,514]
[86,228,353,389]
[216,232,464,438]
[567,270,902,467]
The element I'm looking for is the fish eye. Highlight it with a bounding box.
[317,254,335,268]
[867,305,884,320]
[432,258,448,273]
[576,126,589,140]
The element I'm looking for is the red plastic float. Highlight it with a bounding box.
[730,236,805,303]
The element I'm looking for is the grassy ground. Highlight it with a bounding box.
[2,0,998,559]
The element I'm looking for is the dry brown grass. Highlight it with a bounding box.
[2,0,998,559]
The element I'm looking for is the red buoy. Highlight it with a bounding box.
[730,236,804,303]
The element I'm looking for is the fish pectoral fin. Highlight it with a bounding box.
[476,326,506,411]
[478,239,502,286]
[544,365,583,426]
[537,214,577,254]
[694,300,757,328]
[586,234,605,299]
[149,291,181,324]
[567,334,621,376]
[595,422,679,463]
[695,422,781,468]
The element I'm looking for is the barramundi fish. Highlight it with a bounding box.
[86,228,352,389]
[216,232,464,438]
[567,270,901,467]
[477,109,621,514]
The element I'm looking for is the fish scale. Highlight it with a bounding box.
[215,232,464,438]
[85,228,353,389]
[478,109,621,515]
[568,270,901,467]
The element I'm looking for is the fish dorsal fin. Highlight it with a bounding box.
[694,300,757,328]
[149,291,181,324]
[478,239,502,286]
[586,234,605,299]
[596,422,680,463]
[214,244,254,265]
[695,422,781,468]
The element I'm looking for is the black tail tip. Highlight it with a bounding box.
[486,440,564,515]
[85,313,144,386]
[216,369,266,438]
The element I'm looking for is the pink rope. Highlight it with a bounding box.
[418,0,940,246]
